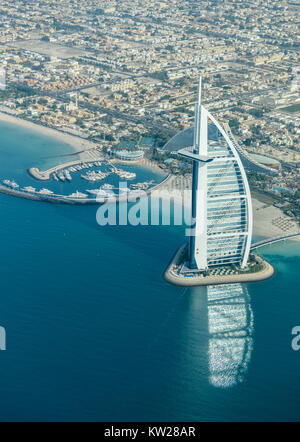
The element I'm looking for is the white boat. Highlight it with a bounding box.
[39,188,54,195]
[68,190,88,199]
[123,172,136,180]
[58,172,65,181]
[130,181,152,190]
[65,170,72,181]
[86,188,113,197]
[81,170,110,182]
[22,186,36,193]
[10,180,19,189]
[112,167,136,180]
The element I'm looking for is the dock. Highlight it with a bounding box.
[28,158,103,181]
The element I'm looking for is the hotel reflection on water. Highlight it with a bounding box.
[207,283,254,388]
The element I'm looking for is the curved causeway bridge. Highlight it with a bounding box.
[250,233,300,250]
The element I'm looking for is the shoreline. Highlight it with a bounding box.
[110,157,168,177]
[0,110,167,179]
[163,243,275,287]
[0,110,96,157]
[0,112,298,242]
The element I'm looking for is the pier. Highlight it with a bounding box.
[28,158,104,181]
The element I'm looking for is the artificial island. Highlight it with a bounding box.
[164,77,275,287]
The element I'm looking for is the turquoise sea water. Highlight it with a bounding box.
[0,120,163,197]
[0,120,300,421]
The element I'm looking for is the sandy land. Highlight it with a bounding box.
[164,244,275,287]
[0,111,96,157]
[252,198,300,238]
[139,157,168,175]
[156,175,300,240]
[0,112,170,176]
[0,110,170,184]
[110,157,168,177]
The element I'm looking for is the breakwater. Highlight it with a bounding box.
[0,174,173,205]
[28,158,103,181]
[0,184,97,204]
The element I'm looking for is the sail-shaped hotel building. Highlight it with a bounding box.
[177,77,253,272]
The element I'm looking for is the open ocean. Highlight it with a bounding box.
[0,119,300,421]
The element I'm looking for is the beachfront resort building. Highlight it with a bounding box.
[114,150,144,161]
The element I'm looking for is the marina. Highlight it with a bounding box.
[81,170,111,182]
[30,159,144,187]
[0,172,172,205]
[2,156,168,204]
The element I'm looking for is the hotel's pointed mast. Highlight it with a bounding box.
[189,74,209,270]
[177,74,210,269]
[194,75,202,153]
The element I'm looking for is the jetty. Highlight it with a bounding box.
[28,158,103,181]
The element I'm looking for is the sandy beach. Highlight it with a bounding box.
[252,198,300,239]
[0,110,96,157]
[111,157,167,177]
[0,111,168,176]
[156,175,300,240]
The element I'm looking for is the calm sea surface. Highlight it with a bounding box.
[0,120,299,421]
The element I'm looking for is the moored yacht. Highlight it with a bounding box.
[39,188,54,195]
[22,186,36,193]
[68,190,88,199]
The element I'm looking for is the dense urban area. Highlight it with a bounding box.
[0,0,299,222]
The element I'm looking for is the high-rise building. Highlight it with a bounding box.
[178,77,253,270]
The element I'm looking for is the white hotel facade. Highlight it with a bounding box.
[178,77,253,270]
